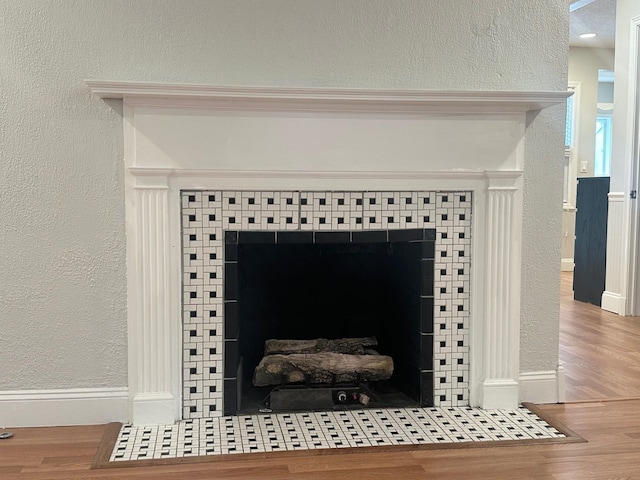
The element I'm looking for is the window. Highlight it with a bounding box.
[594,115,612,176]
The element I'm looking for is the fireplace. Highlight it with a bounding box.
[86,81,568,425]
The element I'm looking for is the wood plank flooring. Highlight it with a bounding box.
[2,272,640,479]
[560,272,640,401]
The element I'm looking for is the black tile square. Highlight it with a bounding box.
[315,231,350,244]
[224,262,238,300]
[224,341,238,378]
[356,198,363,206]
[420,334,433,370]
[352,231,387,243]
[421,241,435,259]
[420,371,434,407]
[225,244,238,261]
[286,197,293,205]
[421,297,434,334]
[424,229,436,241]
[224,302,238,339]
[420,260,434,295]
[188,195,196,202]
[238,231,275,244]
[224,378,238,416]
[388,229,423,242]
[208,195,216,202]
[277,231,314,244]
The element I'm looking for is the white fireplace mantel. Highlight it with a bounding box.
[87,81,569,425]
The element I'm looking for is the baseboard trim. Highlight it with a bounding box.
[560,258,574,272]
[519,367,565,404]
[601,291,624,315]
[0,387,128,427]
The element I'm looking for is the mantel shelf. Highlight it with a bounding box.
[86,80,570,113]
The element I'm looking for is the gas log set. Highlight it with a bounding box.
[253,337,394,411]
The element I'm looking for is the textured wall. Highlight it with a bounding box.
[0,0,568,390]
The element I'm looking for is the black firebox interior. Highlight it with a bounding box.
[223,229,435,415]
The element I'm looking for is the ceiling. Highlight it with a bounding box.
[569,0,616,48]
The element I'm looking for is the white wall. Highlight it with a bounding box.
[562,47,615,268]
[603,0,640,315]
[0,1,568,413]
[568,48,615,177]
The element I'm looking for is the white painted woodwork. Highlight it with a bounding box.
[602,192,627,314]
[0,388,128,427]
[88,81,568,424]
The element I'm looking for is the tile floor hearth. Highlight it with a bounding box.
[110,406,566,461]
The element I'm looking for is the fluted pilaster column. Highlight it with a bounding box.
[128,175,179,425]
[481,174,521,409]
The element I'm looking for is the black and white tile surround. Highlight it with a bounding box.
[109,406,567,461]
[182,191,472,419]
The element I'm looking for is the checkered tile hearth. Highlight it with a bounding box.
[109,406,567,461]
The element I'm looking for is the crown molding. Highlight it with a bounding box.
[86,80,570,113]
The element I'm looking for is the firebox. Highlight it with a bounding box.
[222,229,436,415]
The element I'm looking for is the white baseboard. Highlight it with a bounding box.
[561,258,574,272]
[0,387,128,427]
[519,366,565,404]
[601,291,625,315]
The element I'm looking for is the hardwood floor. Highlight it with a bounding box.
[3,273,640,479]
[560,271,640,401]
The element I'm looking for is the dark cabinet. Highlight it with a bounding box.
[573,176,610,306]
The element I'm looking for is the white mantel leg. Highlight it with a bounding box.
[480,177,521,409]
[128,181,179,425]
